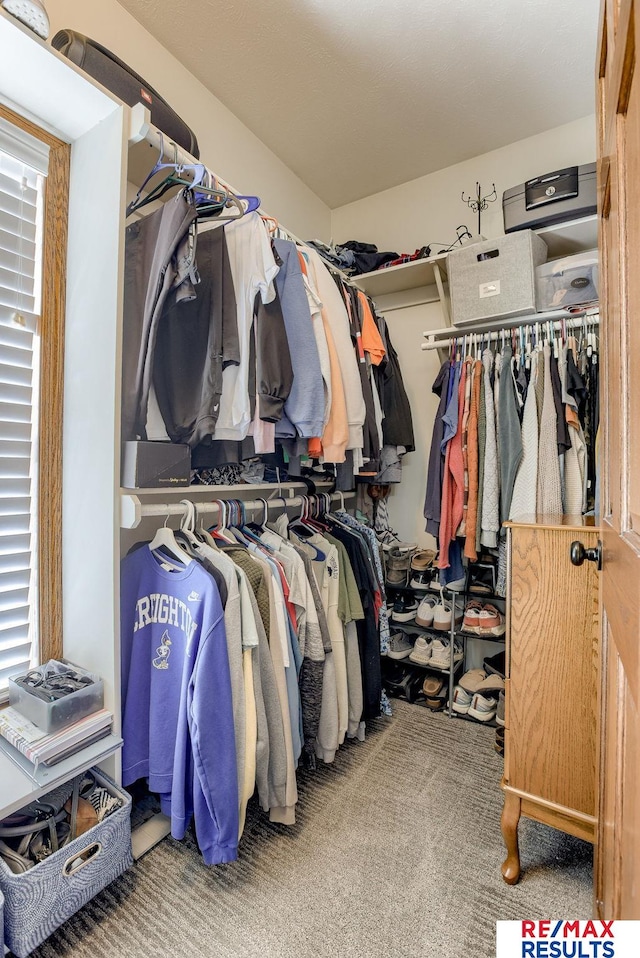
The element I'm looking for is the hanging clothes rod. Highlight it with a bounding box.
[421,309,599,350]
[127,104,353,285]
[121,489,355,530]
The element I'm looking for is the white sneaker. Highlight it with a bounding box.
[429,639,464,671]
[2,0,49,38]
[415,595,437,628]
[445,576,466,592]
[432,600,463,631]
[408,636,432,665]
[450,685,473,714]
[468,691,498,722]
[428,639,449,669]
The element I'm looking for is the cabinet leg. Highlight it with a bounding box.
[501,791,522,885]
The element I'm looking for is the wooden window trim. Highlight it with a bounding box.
[0,104,70,664]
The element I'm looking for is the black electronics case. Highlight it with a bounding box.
[502,163,596,233]
[121,441,191,488]
[51,29,200,158]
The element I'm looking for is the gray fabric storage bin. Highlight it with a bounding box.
[448,231,548,326]
[0,769,132,958]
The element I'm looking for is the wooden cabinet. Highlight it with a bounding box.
[500,516,600,884]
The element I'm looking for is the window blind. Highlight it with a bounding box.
[0,121,49,698]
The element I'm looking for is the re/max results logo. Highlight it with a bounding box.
[497,921,640,958]
[521,921,613,957]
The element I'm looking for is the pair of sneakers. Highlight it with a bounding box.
[462,600,506,636]
[451,688,499,722]
[390,594,419,622]
[416,591,463,631]
[409,636,463,670]
[450,668,505,722]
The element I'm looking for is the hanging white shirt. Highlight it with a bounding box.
[213,213,279,441]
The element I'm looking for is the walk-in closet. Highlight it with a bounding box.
[0,1,637,956]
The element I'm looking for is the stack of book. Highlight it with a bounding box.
[0,707,113,768]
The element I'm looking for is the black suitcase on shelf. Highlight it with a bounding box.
[51,29,200,158]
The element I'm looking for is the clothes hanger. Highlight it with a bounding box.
[210,499,236,544]
[191,169,228,209]
[194,502,218,549]
[261,214,279,235]
[148,513,193,566]
[127,136,213,216]
[138,162,215,211]
[288,496,326,560]
[194,177,246,221]
[244,497,270,536]
[303,495,328,533]
[226,500,255,546]
[126,134,181,215]
[236,195,261,214]
[175,499,205,551]
[175,499,214,561]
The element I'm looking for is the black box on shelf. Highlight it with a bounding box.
[502,163,596,233]
[121,441,190,488]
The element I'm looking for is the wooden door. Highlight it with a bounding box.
[596,0,640,919]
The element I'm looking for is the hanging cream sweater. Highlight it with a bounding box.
[303,246,366,453]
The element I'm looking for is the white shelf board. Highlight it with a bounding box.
[352,254,448,298]
[0,733,122,819]
[535,214,598,258]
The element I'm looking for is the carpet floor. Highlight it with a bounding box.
[21,701,593,958]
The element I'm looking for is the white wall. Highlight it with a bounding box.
[44,0,331,240]
[331,115,597,547]
[331,115,596,251]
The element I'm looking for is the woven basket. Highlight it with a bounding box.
[0,768,132,958]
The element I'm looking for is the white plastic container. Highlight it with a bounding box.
[9,662,104,733]
[535,249,599,311]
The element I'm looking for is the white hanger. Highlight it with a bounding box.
[148,513,193,566]
[194,502,218,549]
[178,499,203,550]
[213,499,237,544]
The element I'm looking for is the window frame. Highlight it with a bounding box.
[0,104,70,670]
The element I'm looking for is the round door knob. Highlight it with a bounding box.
[570,539,603,570]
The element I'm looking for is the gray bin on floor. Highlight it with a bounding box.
[0,769,132,958]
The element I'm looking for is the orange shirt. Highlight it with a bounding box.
[357,291,386,366]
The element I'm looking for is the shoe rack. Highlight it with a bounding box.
[383,565,506,724]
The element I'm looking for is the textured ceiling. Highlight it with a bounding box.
[117,0,599,208]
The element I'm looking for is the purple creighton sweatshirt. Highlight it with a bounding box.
[120,546,238,864]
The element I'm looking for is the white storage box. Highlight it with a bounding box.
[448,231,548,325]
[0,769,132,958]
[535,249,599,311]
[9,662,104,734]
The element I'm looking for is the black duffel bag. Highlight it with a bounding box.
[51,29,200,158]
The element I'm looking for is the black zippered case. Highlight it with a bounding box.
[51,29,200,159]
